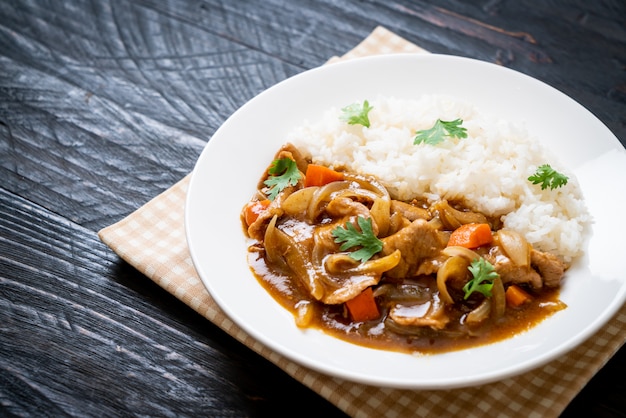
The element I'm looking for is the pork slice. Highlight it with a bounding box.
[485,246,567,289]
[388,296,449,330]
[492,257,543,289]
[326,197,372,221]
[381,219,445,279]
[531,249,566,288]
[247,204,282,241]
[390,200,430,222]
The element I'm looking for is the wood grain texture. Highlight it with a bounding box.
[1,0,625,416]
[0,189,344,417]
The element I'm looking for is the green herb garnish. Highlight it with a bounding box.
[528,164,569,190]
[413,118,467,145]
[263,158,302,201]
[332,216,383,262]
[340,100,373,128]
[463,258,499,300]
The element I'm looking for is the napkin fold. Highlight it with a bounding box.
[99,26,626,417]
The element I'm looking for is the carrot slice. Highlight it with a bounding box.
[505,284,532,308]
[447,223,493,249]
[304,164,344,187]
[244,199,271,226]
[345,287,379,322]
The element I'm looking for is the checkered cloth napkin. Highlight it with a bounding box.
[99,26,626,417]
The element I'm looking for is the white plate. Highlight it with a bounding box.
[185,54,626,389]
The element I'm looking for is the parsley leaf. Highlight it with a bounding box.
[528,164,569,190]
[263,158,302,201]
[413,118,467,145]
[463,258,499,300]
[332,216,383,262]
[340,100,373,128]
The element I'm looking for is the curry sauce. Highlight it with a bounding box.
[242,144,568,355]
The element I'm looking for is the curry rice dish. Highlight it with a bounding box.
[241,95,590,354]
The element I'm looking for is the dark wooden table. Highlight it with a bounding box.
[1,1,625,416]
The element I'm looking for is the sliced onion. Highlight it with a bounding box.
[294,300,315,328]
[324,249,401,276]
[323,253,360,274]
[496,229,531,267]
[343,173,390,199]
[439,206,462,230]
[333,188,380,202]
[432,200,488,229]
[281,186,318,216]
[466,299,491,324]
[464,277,505,324]
[436,255,469,304]
[319,251,400,305]
[491,277,506,319]
[427,216,444,230]
[442,246,480,261]
[370,197,391,237]
[263,215,287,268]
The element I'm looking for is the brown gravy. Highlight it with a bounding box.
[248,248,565,354]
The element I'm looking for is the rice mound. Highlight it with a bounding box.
[288,95,590,262]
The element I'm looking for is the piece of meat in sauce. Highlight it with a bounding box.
[389,200,430,222]
[380,219,446,279]
[531,249,566,288]
[387,293,449,330]
[485,247,566,289]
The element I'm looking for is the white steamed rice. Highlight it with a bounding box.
[288,95,590,262]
